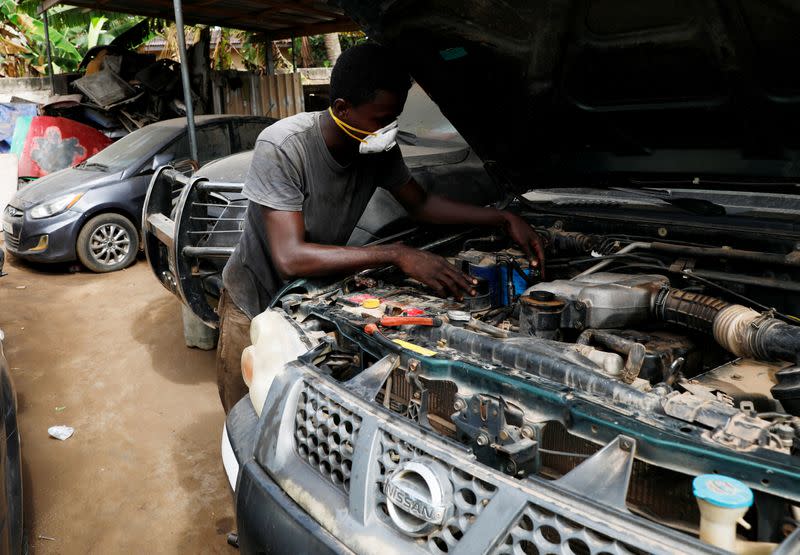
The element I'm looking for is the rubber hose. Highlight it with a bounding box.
[654,288,800,363]
[654,289,730,333]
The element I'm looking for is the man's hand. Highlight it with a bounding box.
[501,212,546,276]
[393,245,477,299]
[391,181,547,276]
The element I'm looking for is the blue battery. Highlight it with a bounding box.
[465,261,532,307]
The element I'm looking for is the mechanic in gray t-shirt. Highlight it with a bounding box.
[216,44,544,412]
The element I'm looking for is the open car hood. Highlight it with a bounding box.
[336,0,800,192]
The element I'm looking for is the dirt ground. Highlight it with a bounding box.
[0,253,236,553]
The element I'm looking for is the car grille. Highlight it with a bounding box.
[377,431,497,554]
[262,368,720,555]
[294,382,361,494]
[493,503,642,555]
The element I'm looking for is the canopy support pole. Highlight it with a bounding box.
[172,0,198,162]
[42,9,55,94]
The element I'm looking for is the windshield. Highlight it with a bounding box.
[79,125,180,171]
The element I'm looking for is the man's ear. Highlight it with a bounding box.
[331,98,350,119]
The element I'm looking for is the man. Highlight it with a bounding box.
[217,44,543,412]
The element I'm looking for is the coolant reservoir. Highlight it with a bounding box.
[693,474,753,552]
[247,309,312,416]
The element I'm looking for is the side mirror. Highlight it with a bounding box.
[151,152,175,171]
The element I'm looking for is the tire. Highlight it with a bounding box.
[76,213,139,273]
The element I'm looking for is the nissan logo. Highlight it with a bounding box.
[384,459,453,537]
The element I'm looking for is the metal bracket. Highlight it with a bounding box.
[555,435,636,512]
[346,354,400,402]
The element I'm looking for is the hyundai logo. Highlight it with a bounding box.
[384,459,453,537]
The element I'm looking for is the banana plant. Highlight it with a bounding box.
[1,0,146,76]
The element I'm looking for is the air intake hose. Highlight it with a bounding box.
[653,288,800,363]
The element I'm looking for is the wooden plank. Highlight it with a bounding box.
[277,74,287,119]
[257,76,266,116]
[268,76,279,118]
[289,73,297,115]
[295,72,305,113]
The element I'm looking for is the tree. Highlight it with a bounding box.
[1,1,149,76]
[322,33,341,65]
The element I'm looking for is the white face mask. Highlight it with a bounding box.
[329,107,400,154]
[358,120,399,154]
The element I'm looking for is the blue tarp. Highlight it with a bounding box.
[0,103,38,153]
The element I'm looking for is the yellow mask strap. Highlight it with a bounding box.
[328,107,371,143]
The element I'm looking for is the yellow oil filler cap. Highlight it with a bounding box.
[362,298,380,309]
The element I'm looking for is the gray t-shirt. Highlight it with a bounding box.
[222,111,411,318]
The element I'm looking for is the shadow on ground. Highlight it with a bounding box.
[172,410,237,554]
[130,295,217,386]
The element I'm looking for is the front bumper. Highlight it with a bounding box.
[225,396,350,554]
[225,362,727,555]
[3,207,82,263]
[236,460,352,554]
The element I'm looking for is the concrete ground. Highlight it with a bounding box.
[0,253,236,553]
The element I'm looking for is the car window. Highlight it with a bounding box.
[197,124,232,164]
[160,132,190,160]
[236,121,268,151]
[81,125,180,171]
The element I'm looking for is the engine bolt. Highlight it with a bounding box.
[476,433,489,446]
[453,399,466,411]
[499,430,509,441]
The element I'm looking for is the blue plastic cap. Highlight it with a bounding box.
[693,474,754,509]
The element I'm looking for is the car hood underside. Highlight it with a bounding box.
[336,0,800,191]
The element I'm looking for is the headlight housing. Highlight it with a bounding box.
[30,193,84,219]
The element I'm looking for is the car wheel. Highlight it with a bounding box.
[76,213,139,273]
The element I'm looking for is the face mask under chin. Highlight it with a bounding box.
[328,108,399,154]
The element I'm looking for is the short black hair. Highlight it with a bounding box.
[329,43,411,107]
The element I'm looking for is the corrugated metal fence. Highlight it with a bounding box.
[211,71,304,119]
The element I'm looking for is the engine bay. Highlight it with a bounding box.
[272,218,800,548]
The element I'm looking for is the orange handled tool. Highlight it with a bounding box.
[379,316,442,327]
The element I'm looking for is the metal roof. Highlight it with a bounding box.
[38,0,359,39]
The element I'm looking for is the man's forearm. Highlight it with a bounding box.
[273,241,403,280]
[410,194,508,227]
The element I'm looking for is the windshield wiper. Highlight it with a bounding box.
[609,187,727,216]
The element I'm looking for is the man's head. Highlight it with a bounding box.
[329,43,411,136]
